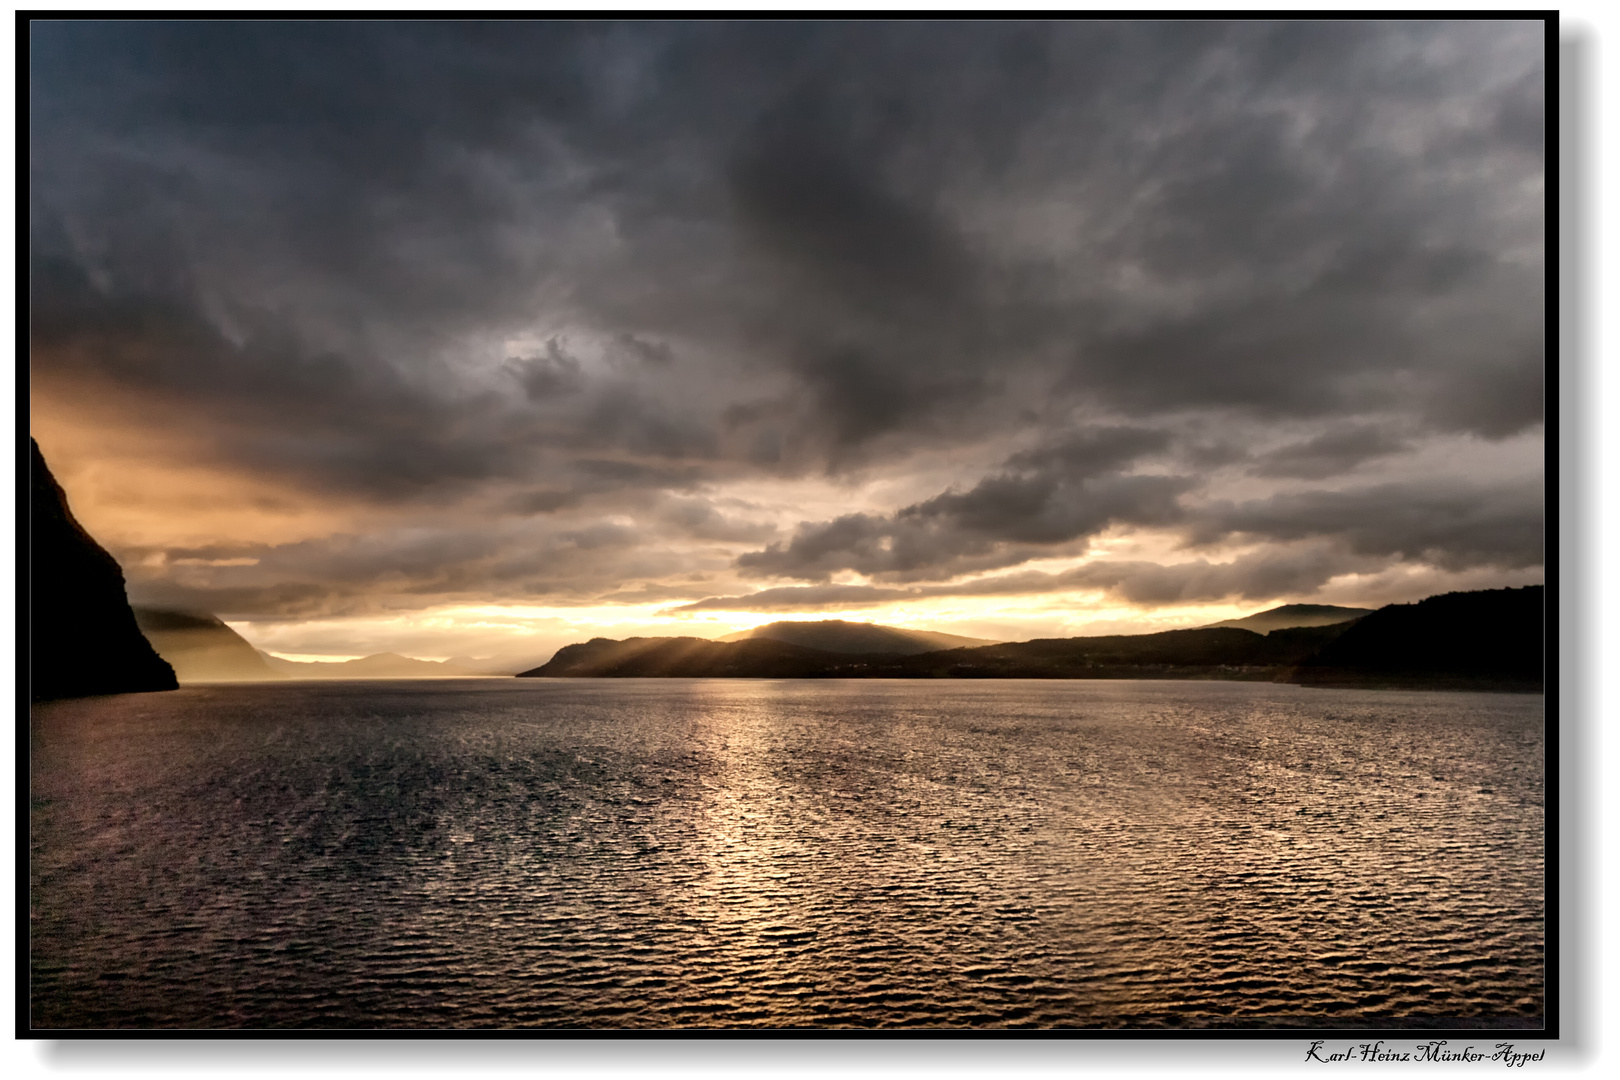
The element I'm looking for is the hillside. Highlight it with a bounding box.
[1287,586,1543,690]
[717,619,997,654]
[133,608,283,682]
[1204,603,1373,635]
[30,439,177,700]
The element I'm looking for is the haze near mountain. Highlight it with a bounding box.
[1204,604,1373,635]
[718,621,995,655]
[134,608,283,682]
[256,652,488,679]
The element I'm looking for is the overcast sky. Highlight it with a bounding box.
[29,20,1544,662]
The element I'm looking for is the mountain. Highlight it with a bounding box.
[1287,586,1543,690]
[506,587,1545,688]
[520,636,890,678]
[717,619,997,654]
[257,651,482,678]
[885,623,1356,679]
[30,439,177,700]
[519,621,1358,681]
[133,608,284,682]
[1204,604,1374,634]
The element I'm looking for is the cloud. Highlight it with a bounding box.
[736,428,1187,581]
[677,544,1370,613]
[1193,478,1545,571]
[508,341,585,400]
[30,21,1545,631]
[1250,424,1411,479]
[671,584,911,613]
[1060,546,1376,605]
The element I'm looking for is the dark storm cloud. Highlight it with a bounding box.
[1420,344,1547,439]
[1250,424,1411,480]
[737,428,1187,581]
[509,342,585,400]
[1193,478,1545,571]
[726,453,1540,589]
[728,94,973,314]
[31,20,1544,614]
[122,512,720,619]
[1060,547,1372,606]
[674,545,1363,611]
[31,250,529,500]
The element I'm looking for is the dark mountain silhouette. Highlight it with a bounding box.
[257,651,481,678]
[1287,586,1543,691]
[132,607,283,682]
[886,623,1355,679]
[717,619,996,654]
[519,621,1357,680]
[521,586,1542,688]
[521,636,891,678]
[1204,603,1373,634]
[29,439,177,700]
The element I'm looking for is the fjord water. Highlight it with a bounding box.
[30,679,1543,1029]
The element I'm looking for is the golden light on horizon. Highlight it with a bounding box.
[223,590,1288,665]
[27,24,1544,673]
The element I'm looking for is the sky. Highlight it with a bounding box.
[28,19,1545,665]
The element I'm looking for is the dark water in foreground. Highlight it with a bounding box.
[30,679,1543,1029]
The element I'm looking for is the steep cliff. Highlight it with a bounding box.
[29,439,178,700]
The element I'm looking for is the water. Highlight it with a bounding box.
[29,679,1544,1029]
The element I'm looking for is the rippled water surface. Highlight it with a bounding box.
[30,679,1543,1029]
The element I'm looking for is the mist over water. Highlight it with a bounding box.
[30,680,1543,1029]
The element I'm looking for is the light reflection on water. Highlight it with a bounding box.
[30,678,1543,1028]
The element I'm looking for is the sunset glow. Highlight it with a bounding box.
[30,20,1544,666]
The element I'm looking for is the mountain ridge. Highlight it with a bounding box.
[519,623,1355,680]
[1204,603,1373,635]
[519,587,1540,688]
[716,619,997,654]
[257,651,485,678]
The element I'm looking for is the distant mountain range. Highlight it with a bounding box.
[520,592,1542,691]
[98,591,1539,691]
[127,607,512,682]
[256,652,488,678]
[31,440,177,700]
